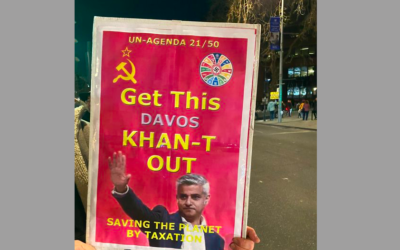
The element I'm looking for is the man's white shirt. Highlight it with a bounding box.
[181,216,207,250]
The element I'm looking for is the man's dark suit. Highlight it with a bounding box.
[113,188,225,250]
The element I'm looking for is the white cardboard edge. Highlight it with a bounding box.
[241,24,261,238]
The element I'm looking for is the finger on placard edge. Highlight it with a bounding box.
[233,237,254,249]
[246,226,260,243]
[229,242,248,250]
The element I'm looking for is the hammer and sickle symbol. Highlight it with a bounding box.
[113,59,137,84]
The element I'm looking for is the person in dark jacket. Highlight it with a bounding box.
[312,98,317,120]
[280,101,286,117]
[302,100,310,120]
[287,100,293,117]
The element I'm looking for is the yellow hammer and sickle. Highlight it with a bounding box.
[113,59,137,84]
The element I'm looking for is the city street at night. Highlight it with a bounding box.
[248,124,317,250]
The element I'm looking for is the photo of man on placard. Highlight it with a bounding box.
[109,151,225,250]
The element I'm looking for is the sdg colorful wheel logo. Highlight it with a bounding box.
[200,53,233,87]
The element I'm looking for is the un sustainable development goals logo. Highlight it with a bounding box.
[200,53,233,87]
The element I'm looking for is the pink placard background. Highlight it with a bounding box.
[95,31,249,249]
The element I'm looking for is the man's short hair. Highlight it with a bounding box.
[176,174,210,196]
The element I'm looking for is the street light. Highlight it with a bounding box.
[278,0,284,123]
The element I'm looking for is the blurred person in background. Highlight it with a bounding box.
[298,100,304,118]
[302,100,310,120]
[287,100,293,117]
[312,98,317,120]
[267,100,276,121]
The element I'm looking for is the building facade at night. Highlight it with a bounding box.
[256,26,317,109]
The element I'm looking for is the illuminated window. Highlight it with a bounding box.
[287,87,294,96]
[300,87,307,96]
[301,67,308,77]
[307,87,313,97]
[288,68,294,78]
[289,65,316,78]
[294,87,300,96]
[308,66,315,76]
[294,67,301,77]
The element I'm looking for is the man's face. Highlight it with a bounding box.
[177,184,209,221]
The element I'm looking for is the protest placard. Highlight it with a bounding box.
[87,17,260,250]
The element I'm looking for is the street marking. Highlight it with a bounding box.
[270,131,314,135]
